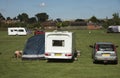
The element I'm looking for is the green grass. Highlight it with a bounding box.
[0,30,120,78]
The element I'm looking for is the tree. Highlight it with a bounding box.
[56,18,62,22]
[102,13,120,28]
[112,13,120,25]
[54,18,62,30]
[13,17,18,20]
[7,17,11,20]
[17,13,29,23]
[28,17,37,24]
[62,21,70,27]
[89,16,98,23]
[35,13,49,22]
[0,13,5,28]
[75,19,85,22]
[0,13,5,21]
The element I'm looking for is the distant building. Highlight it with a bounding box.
[87,23,102,30]
[42,21,56,30]
[70,21,87,26]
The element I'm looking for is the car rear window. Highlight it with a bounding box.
[98,44,114,51]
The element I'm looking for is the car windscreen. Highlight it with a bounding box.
[98,44,114,51]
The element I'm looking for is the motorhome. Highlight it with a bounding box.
[45,31,76,60]
[8,27,27,35]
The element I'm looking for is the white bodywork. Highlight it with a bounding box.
[8,27,27,36]
[108,26,120,32]
[118,26,120,32]
[45,31,75,59]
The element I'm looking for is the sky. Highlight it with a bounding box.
[0,0,120,20]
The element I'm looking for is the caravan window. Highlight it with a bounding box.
[14,29,17,31]
[11,30,13,32]
[19,29,24,32]
[52,40,64,47]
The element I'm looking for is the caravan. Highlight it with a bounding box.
[45,31,76,60]
[8,27,27,35]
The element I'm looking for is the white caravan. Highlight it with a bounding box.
[107,26,120,33]
[8,27,27,35]
[45,31,75,60]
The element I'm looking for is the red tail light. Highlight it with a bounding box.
[45,53,51,56]
[96,45,99,52]
[65,53,72,56]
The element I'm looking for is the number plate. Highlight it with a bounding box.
[102,54,110,57]
[55,53,62,56]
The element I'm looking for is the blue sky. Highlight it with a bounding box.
[0,0,120,20]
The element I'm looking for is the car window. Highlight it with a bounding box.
[98,44,114,51]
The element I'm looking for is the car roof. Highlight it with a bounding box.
[96,42,113,45]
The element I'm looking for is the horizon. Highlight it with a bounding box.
[0,0,120,20]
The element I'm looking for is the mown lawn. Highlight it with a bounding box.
[0,30,120,78]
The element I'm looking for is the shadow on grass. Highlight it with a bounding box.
[93,61,118,65]
[22,57,46,60]
[47,59,74,63]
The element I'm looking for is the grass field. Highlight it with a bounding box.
[0,30,120,78]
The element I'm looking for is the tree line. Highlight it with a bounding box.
[89,13,120,28]
[0,12,49,29]
[0,12,120,29]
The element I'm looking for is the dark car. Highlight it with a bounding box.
[90,42,118,64]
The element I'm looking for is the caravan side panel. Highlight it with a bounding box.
[8,27,27,35]
[8,28,18,35]
[17,28,27,35]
